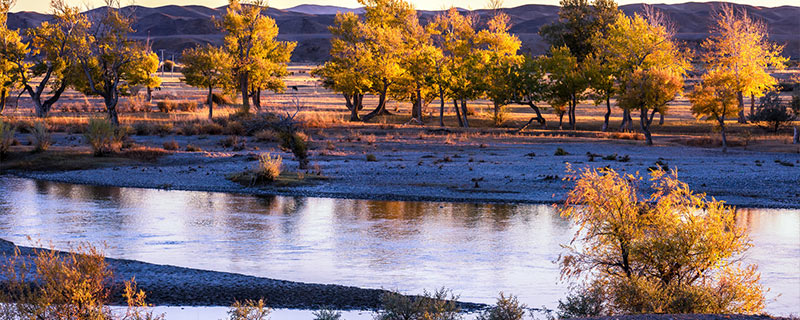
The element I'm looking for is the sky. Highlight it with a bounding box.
[9,0,797,13]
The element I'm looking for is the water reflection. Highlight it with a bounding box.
[0,177,796,314]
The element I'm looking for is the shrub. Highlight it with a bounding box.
[749,93,797,132]
[476,293,526,320]
[254,129,279,142]
[312,309,342,320]
[224,120,247,136]
[212,92,234,106]
[279,131,309,169]
[157,99,177,113]
[228,299,270,320]
[85,118,122,156]
[155,123,174,136]
[199,122,224,135]
[255,153,282,182]
[0,119,16,158]
[31,121,51,152]
[0,241,163,320]
[558,167,765,315]
[492,106,509,127]
[557,285,604,318]
[119,95,151,113]
[134,122,156,135]
[221,135,247,151]
[177,101,200,112]
[185,144,203,152]
[163,140,179,151]
[366,154,377,162]
[375,288,461,320]
[554,147,569,156]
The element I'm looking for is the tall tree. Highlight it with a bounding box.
[701,5,786,123]
[74,0,149,126]
[217,0,295,113]
[594,10,690,145]
[181,44,233,119]
[477,12,523,127]
[688,71,739,152]
[11,0,89,117]
[0,0,23,114]
[540,0,619,63]
[125,50,161,103]
[312,12,374,121]
[541,46,587,130]
[397,12,439,124]
[428,8,481,128]
[506,54,548,130]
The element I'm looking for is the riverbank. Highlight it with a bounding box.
[0,238,485,310]
[4,129,800,209]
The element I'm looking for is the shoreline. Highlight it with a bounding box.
[0,238,486,310]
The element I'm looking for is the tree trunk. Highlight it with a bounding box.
[147,87,153,103]
[558,113,564,130]
[750,94,755,118]
[411,86,423,123]
[454,99,464,127]
[640,108,653,146]
[720,116,728,152]
[460,100,470,128]
[363,79,392,121]
[251,89,262,111]
[493,102,500,126]
[239,73,250,112]
[0,88,6,114]
[658,112,664,125]
[527,102,546,128]
[737,91,746,123]
[570,96,577,130]
[439,90,445,127]
[107,96,120,127]
[207,86,214,119]
[602,97,611,132]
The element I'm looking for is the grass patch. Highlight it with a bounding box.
[0,150,146,172]
[227,170,327,188]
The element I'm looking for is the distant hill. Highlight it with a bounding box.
[7,2,799,63]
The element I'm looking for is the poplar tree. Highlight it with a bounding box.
[181,44,233,119]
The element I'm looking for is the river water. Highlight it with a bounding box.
[0,177,797,316]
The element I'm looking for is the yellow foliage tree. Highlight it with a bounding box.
[0,0,25,114]
[701,5,787,123]
[181,44,234,119]
[688,70,739,152]
[558,166,765,316]
[217,0,295,113]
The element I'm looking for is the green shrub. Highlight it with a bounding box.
[255,153,282,182]
[476,293,526,320]
[279,131,309,169]
[85,118,122,156]
[227,299,270,320]
[312,309,342,320]
[366,154,377,162]
[31,121,51,153]
[0,120,16,158]
[557,285,604,318]
[376,288,461,320]
[554,147,569,156]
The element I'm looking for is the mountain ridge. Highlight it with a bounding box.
[7,2,799,63]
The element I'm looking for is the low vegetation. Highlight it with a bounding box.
[84,118,123,156]
[558,166,765,315]
[0,119,15,158]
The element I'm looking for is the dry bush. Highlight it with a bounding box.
[375,288,460,320]
[0,119,16,158]
[221,135,247,151]
[118,95,151,113]
[597,132,645,140]
[154,123,173,136]
[254,129,279,142]
[477,293,526,320]
[157,99,177,113]
[224,120,247,136]
[85,118,122,156]
[185,144,203,152]
[677,135,746,148]
[255,153,282,182]
[298,111,343,129]
[212,93,234,106]
[363,134,376,145]
[279,131,309,169]
[120,146,170,162]
[31,121,51,152]
[198,122,224,135]
[162,140,179,151]
[177,101,200,112]
[59,96,94,113]
[0,241,163,320]
[227,299,270,320]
